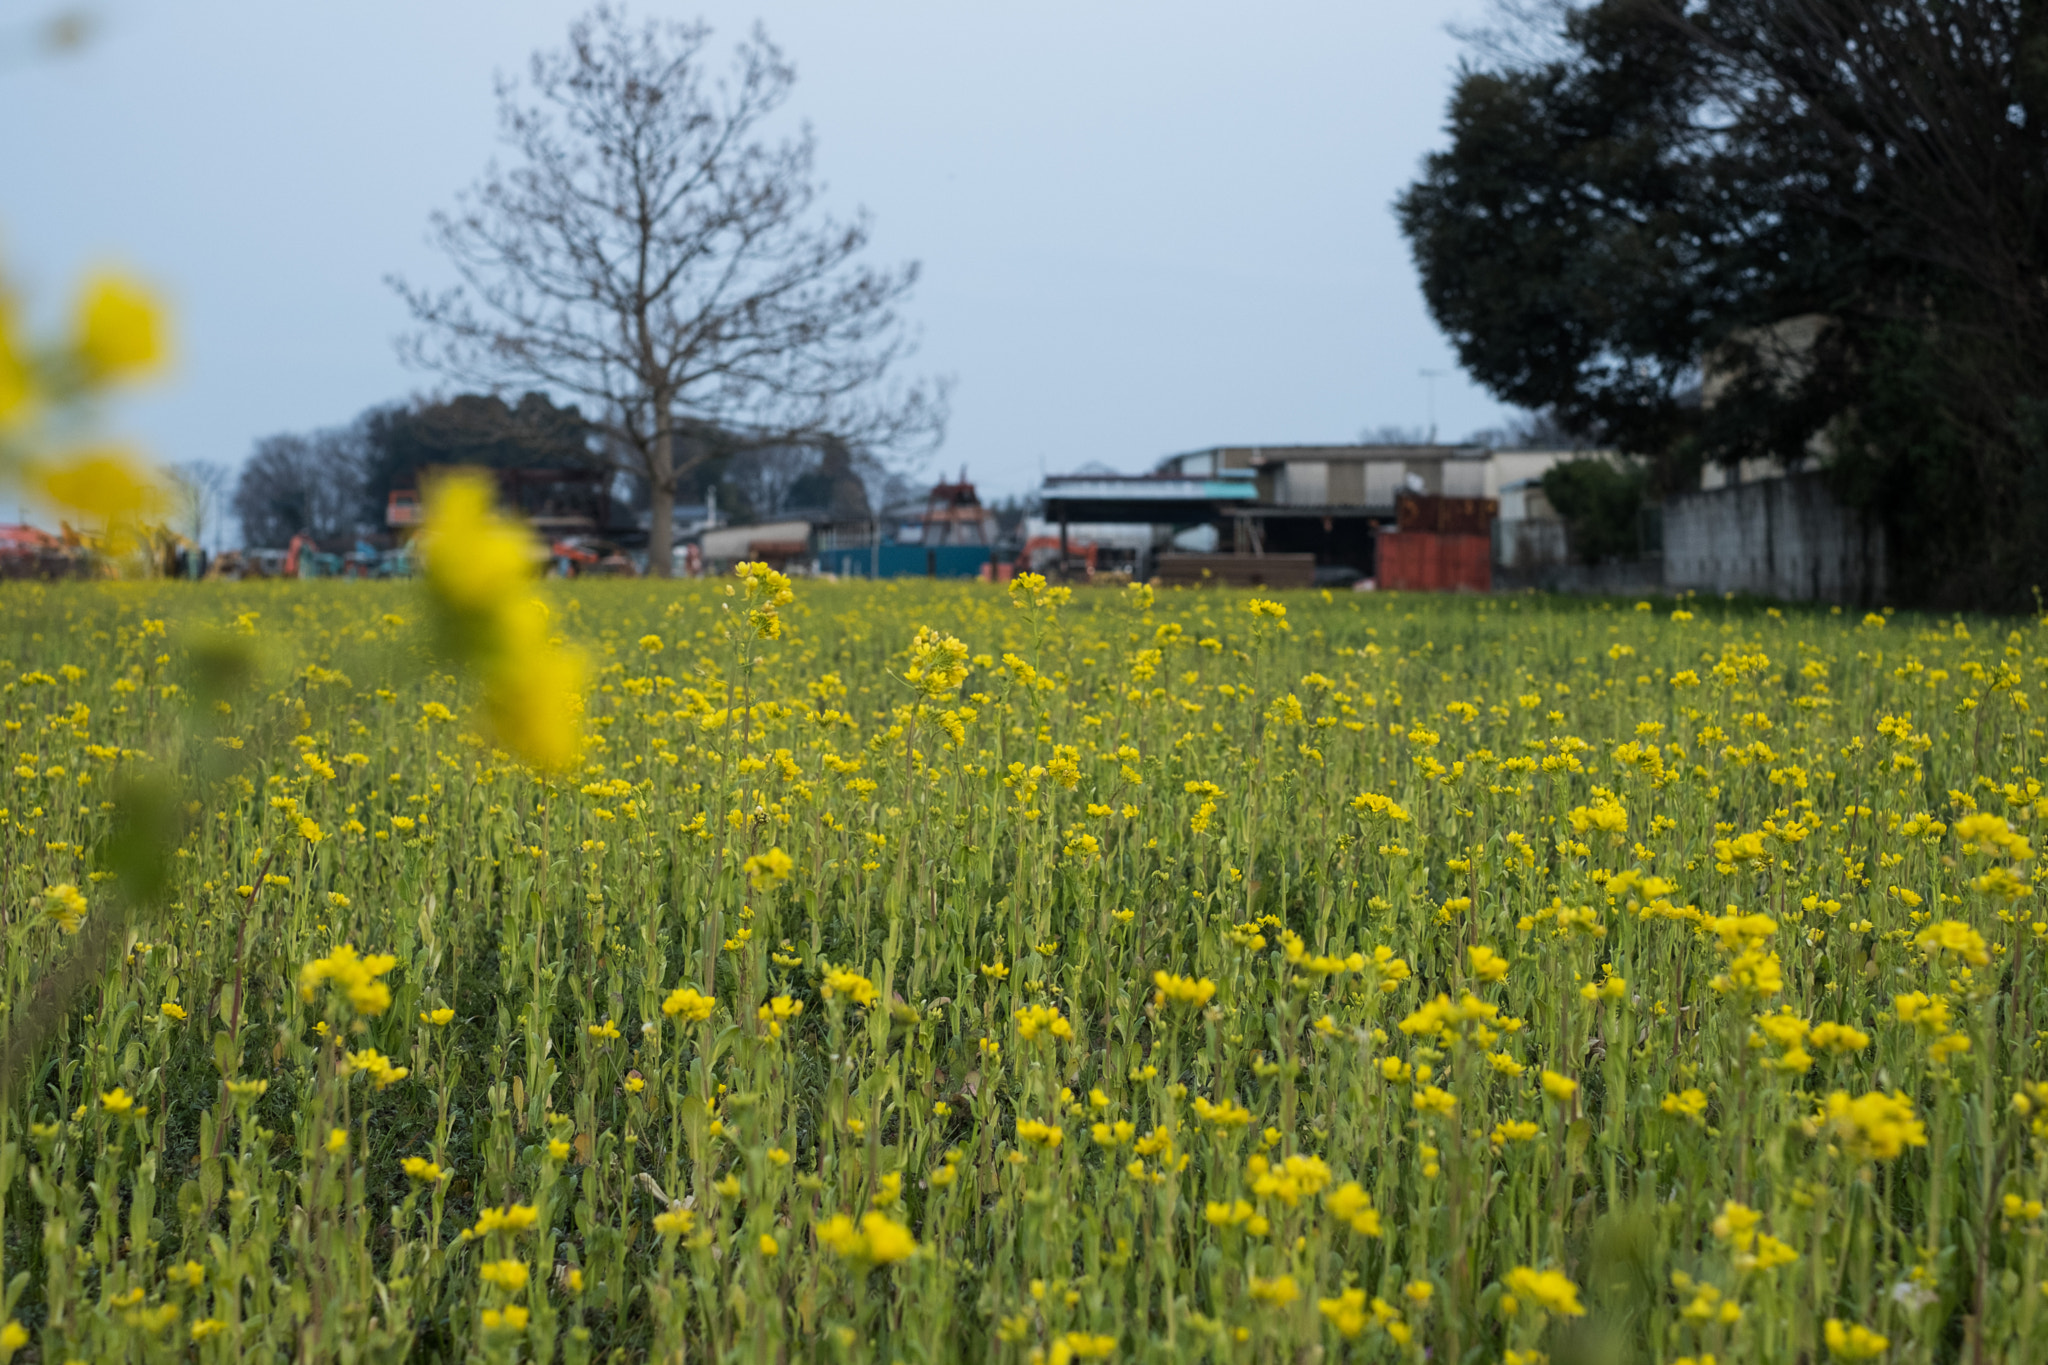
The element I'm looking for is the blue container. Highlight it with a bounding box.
[820,544,997,579]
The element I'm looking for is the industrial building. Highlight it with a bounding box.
[1039,444,1589,587]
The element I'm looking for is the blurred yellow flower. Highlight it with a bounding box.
[481,1305,529,1332]
[1823,1320,1889,1359]
[743,846,794,892]
[1249,1273,1299,1306]
[1152,971,1217,1008]
[417,471,585,770]
[478,1259,528,1291]
[300,944,399,1017]
[40,882,87,934]
[817,1210,916,1265]
[30,447,167,529]
[1503,1266,1584,1317]
[74,271,167,380]
[1468,945,1508,983]
[1815,1090,1927,1162]
[821,965,879,1008]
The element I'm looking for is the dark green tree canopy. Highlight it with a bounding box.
[355,391,599,529]
[234,392,599,548]
[1400,0,2048,604]
[1542,456,1650,564]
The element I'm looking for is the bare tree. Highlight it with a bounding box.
[729,443,820,519]
[1503,407,1588,450]
[1358,424,1432,446]
[392,6,945,575]
[167,459,229,549]
[232,431,366,549]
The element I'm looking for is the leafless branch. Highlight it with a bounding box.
[391,5,947,573]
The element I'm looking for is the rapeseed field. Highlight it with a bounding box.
[1,563,2044,1364]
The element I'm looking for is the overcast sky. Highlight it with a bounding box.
[4,0,1507,503]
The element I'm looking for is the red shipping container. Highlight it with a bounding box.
[1395,493,1499,536]
[1374,530,1491,592]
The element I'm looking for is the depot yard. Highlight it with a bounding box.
[0,578,2043,1364]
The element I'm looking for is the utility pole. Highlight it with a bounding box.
[1419,369,1446,444]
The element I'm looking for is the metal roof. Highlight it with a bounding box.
[1042,475,1257,501]
[1040,474,1259,526]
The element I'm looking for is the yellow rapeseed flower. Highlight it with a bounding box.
[821,965,879,1008]
[1412,1085,1457,1116]
[472,1205,540,1237]
[1468,945,1509,983]
[481,1305,530,1332]
[1249,1152,1331,1206]
[1015,1119,1064,1147]
[341,1048,409,1089]
[1661,1088,1709,1121]
[1502,1266,1585,1317]
[1325,1181,1382,1236]
[1249,1273,1299,1306]
[1318,1288,1372,1338]
[743,846,794,893]
[1152,971,1217,1008]
[662,986,717,1022]
[1823,1320,1889,1359]
[1014,1003,1073,1041]
[816,1211,916,1265]
[40,882,87,934]
[1913,918,1990,965]
[299,944,399,1017]
[478,1259,529,1292]
[1490,1120,1540,1148]
[1814,1090,1928,1162]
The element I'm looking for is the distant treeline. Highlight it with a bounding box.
[232,393,880,549]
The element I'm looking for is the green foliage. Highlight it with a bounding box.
[1541,458,1647,565]
[1399,0,2048,607]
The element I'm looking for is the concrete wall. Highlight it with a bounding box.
[1663,473,1884,604]
[1278,461,1328,506]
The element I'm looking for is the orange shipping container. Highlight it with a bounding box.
[1395,493,1498,536]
